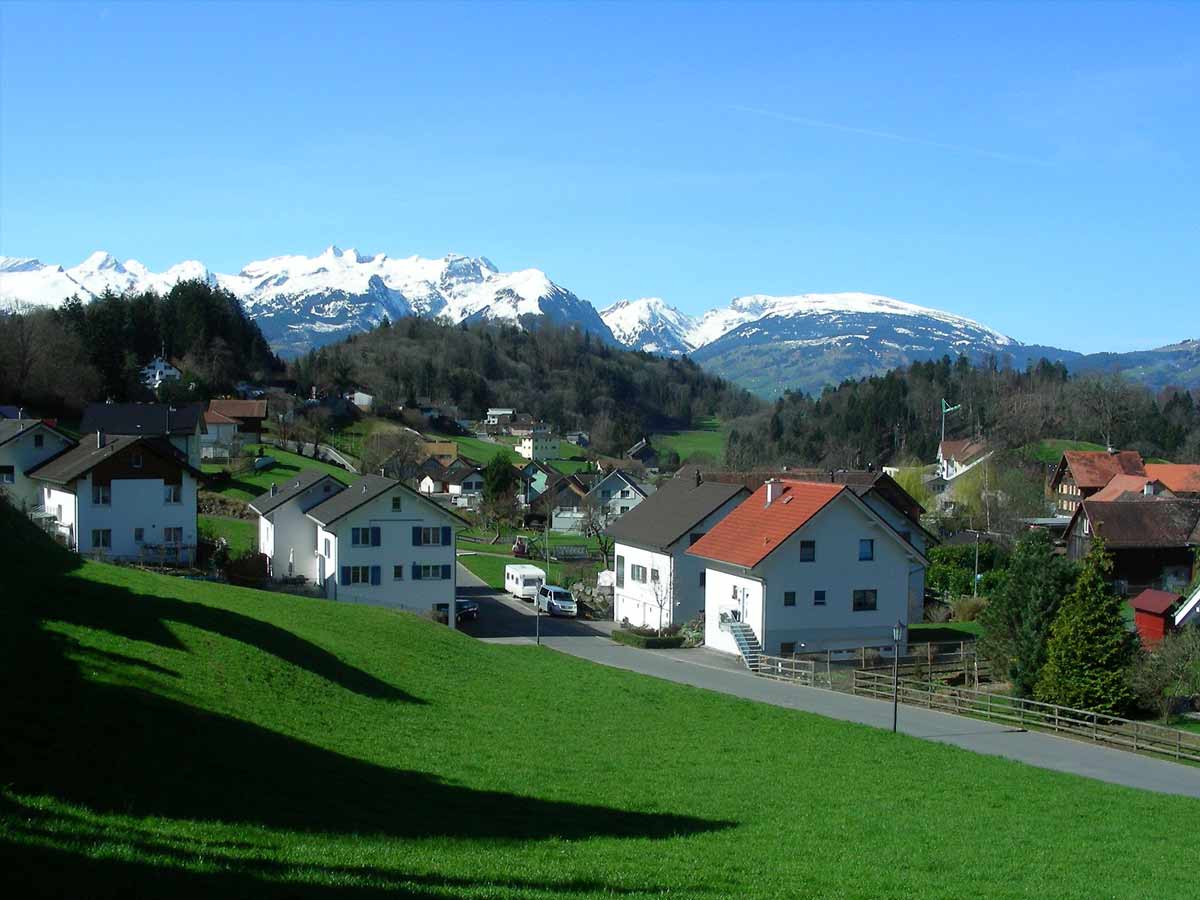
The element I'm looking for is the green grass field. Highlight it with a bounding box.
[198,515,257,557]
[1019,438,1107,464]
[3,500,1198,898]
[202,445,356,503]
[907,622,984,642]
[427,432,591,474]
[651,416,725,464]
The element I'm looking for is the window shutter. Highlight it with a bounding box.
[341,566,351,584]
[442,564,452,581]
[370,565,381,586]
[441,526,451,546]
[412,563,422,580]
[412,526,422,546]
[371,526,381,547]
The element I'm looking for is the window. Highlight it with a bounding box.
[164,527,183,544]
[780,642,796,656]
[91,529,111,549]
[164,484,181,504]
[1083,517,1090,535]
[619,488,631,499]
[391,496,402,512]
[347,565,372,584]
[853,589,878,612]
[134,528,144,542]
[393,565,404,580]
[419,564,448,580]
[814,590,826,606]
[799,540,815,562]
[92,483,111,505]
[620,506,629,514]
[324,538,331,557]
[421,527,443,545]
[352,528,367,546]
[34,434,43,448]
[650,568,660,582]
[615,555,625,588]
[130,452,144,469]
[859,539,875,561]
[783,591,796,607]
[0,465,13,484]
[631,564,647,583]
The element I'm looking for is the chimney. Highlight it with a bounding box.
[269,482,277,496]
[96,430,104,449]
[765,479,784,506]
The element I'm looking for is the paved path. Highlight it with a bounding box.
[456,566,1200,799]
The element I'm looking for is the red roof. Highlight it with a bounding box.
[686,480,844,568]
[1145,464,1200,495]
[939,438,988,465]
[208,398,268,420]
[1061,450,1146,490]
[1090,474,1158,502]
[1130,589,1180,615]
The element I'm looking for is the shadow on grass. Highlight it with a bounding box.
[0,507,730,895]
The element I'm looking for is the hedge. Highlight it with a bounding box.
[611,629,686,649]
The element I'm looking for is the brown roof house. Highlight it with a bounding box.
[208,399,268,443]
[1064,495,1200,595]
[1049,450,1146,516]
[937,438,992,482]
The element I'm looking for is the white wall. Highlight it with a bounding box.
[613,543,676,629]
[43,485,78,544]
[0,425,73,509]
[704,567,764,656]
[262,477,342,581]
[321,488,459,614]
[701,493,917,657]
[858,492,928,624]
[73,470,198,563]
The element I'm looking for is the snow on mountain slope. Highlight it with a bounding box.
[1,246,615,355]
[600,298,698,356]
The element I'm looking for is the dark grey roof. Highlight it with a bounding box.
[26,435,193,485]
[1080,499,1200,548]
[80,402,205,437]
[305,474,472,528]
[606,476,749,551]
[249,469,343,516]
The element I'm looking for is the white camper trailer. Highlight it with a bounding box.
[504,564,546,600]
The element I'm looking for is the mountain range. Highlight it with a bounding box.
[2,247,1197,396]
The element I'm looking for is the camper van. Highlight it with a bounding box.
[504,564,546,600]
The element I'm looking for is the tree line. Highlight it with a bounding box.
[0,281,281,415]
[287,317,761,457]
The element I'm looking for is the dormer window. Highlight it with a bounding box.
[130,453,144,469]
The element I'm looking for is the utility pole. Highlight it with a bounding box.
[940,399,961,444]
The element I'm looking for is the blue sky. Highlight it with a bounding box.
[1,1,1196,352]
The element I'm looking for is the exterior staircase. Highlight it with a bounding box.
[728,621,764,673]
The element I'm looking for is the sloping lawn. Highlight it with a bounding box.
[198,515,256,557]
[2,502,1199,898]
[652,416,725,463]
[203,445,356,503]
[1020,438,1107,464]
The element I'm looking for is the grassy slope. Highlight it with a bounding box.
[198,515,256,557]
[427,432,590,474]
[1019,438,1107,464]
[2,508,1198,898]
[202,445,356,503]
[651,416,725,463]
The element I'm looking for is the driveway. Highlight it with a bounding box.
[455,566,1200,799]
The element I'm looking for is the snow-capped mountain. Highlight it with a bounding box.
[600,298,698,356]
[0,247,615,355]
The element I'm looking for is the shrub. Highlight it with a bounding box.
[611,629,686,650]
[679,613,705,648]
[923,602,952,624]
[1129,626,1200,721]
[950,595,987,622]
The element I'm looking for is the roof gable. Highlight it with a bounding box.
[249,470,343,516]
[1145,463,1200,495]
[26,434,197,484]
[1059,450,1146,490]
[306,474,470,528]
[607,476,749,551]
[0,419,75,450]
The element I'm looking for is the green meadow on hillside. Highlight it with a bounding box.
[202,445,356,503]
[2,502,1197,898]
[651,416,726,464]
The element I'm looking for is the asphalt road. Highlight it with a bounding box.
[455,564,1200,799]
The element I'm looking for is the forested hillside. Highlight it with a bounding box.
[0,282,280,414]
[726,355,1200,470]
[289,317,760,455]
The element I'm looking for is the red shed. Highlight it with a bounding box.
[1129,589,1180,647]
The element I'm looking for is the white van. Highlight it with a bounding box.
[504,564,546,600]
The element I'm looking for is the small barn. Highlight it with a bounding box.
[1129,589,1180,647]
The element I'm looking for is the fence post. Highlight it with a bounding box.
[1092,713,1097,743]
[1133,722,1139,753]
[1177,730,1182,760]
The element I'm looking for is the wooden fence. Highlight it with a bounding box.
[756,655,817,686]
[852,670,1200,763]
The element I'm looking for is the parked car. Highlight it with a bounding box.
[536,585,577,617]
[434,598,480,624]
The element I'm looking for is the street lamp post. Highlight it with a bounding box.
[892,619,905,733]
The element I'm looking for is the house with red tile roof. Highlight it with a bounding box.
[686,479,928,662]
[1049,450,1146,516]
[1144,463,1200,498]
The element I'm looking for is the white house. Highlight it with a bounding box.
[516,434,558,461]
[936,438,992,482]
[485,408,515,426]
[688,479,928,660]
[304,474,469,622]
[347,391,374,412]
[201,409,240,460]
[27,433,200,563]
[590,469,650,517]
[80,403,207,468]
[139,356,182,390]
[0,419,76,510]
[608,470,749,630]
[249,470,345,580]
